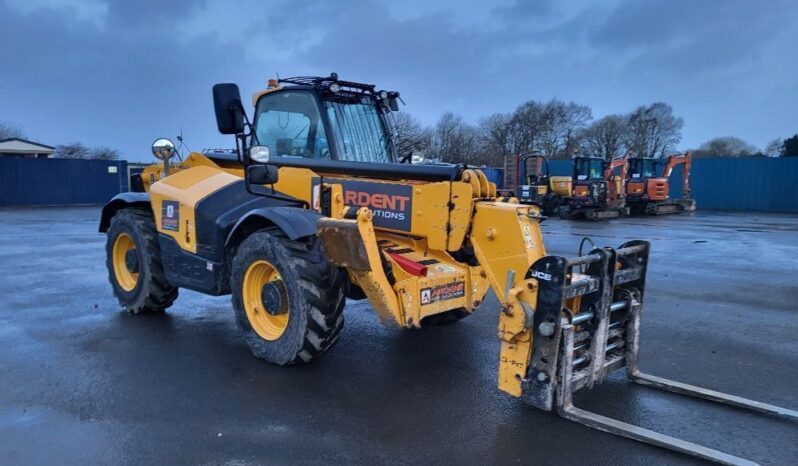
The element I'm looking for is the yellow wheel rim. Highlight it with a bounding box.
[112,232,139,292]
[242,260,288,340]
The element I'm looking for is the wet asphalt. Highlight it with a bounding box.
[0,207,796,466]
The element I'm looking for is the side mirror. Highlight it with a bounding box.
[152,138,175,161]
[248,165,279,185]
[212,83,245,134]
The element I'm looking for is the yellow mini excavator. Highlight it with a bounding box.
[100,74,795,465]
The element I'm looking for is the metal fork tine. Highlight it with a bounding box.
[629,371,798,421]
[558,404,759,466]
[625,306,798,421]
[558,323,760,466]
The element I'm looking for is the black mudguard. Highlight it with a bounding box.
[225,206,323,247]
[98,192,151,232]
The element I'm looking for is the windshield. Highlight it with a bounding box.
[254,90,331,159]
[323,97,394,163]
[575,158,604,181]
[630,159,657,179]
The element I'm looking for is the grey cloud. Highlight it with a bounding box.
[0,0,796,161]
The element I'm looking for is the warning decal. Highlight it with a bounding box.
[162,200,180,231]
[420,281,465,305]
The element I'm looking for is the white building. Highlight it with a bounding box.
[0,138,55,158]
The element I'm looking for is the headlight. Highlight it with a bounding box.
[249,145,270,163]
[329,83,341,93]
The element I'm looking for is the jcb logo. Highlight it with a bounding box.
[530,270,552,281]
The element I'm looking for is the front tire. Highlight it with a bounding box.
[105,209,178,314]
[231,230,345,365]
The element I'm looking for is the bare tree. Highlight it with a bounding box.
[53,142,90,159]
[525,99,592,159]
[53,142,122,160]
[510,100,544,154]
[561,102,593,157]
[764,138,784,157]
[536,101,566,159]
[430,112,483,164]
[694,136,757,158]
[624,102,683,158]
[479,112,515,159]
[0,122,26,140]
[90,146,121,160]
[581,115,628,160]
[389,112,430,160]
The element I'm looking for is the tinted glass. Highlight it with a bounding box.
[324,98,392,163]
[254,91,330,159]
[576,159,604,180]
[630,159,657,178]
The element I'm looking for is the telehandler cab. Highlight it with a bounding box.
[100,74,794,464]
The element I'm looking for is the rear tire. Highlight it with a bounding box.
[231,230,345,365]
[105,209,178,314]
[543,194,561,216]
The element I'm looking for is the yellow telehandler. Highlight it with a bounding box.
[100,74,795,465]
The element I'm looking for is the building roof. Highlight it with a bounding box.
[0,138,56,154]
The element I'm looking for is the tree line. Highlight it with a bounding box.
[0,122,120,160]
[390,101,798,166]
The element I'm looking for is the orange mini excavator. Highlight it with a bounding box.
[625,151,696,215]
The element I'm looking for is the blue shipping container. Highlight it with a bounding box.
[0,158,128,206]
[481,167,505,189]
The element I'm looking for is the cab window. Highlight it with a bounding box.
[630,159,657,178]
[576,159,604,181]
[254,91,331,159]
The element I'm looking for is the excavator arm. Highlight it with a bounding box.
[662,151,692,200]
[604,157,629,201]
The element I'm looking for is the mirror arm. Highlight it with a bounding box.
[230,99,258,197]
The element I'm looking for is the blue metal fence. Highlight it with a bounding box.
[481,167,505,189]
[1,157,795,211]
[671,157,797,212]
[0,158,128,206]
[498,157,798,213]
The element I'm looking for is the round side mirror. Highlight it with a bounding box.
[152,138,176,161]
[249,145,270,163]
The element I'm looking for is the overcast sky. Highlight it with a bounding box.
[1,0,796,161]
